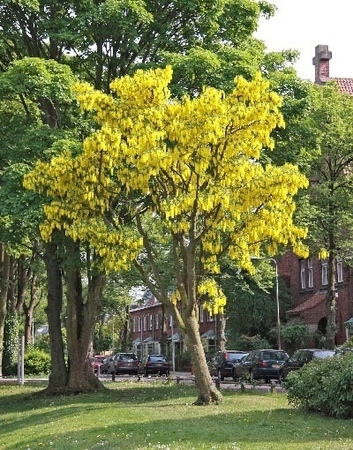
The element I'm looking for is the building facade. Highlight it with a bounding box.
[130,293,217,365]
[279,252,353,345]
[281,45,353,346]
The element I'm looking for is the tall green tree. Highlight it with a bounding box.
[1,0,308,395]
[294,82,353,349]
[25,67,308,404]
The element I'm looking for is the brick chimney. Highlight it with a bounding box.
[312,45,332,84]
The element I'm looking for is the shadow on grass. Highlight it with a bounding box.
[1,397,352,450]
[1,383,353,450]
[0,380,197,410]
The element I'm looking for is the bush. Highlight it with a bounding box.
[235,334,270,351]
[24,347,51,376]
[284,353,353,418]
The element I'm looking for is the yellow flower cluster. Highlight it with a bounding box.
[198,278,227,315]
[24,65,308,287]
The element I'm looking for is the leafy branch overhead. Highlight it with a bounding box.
[24,66,308,312]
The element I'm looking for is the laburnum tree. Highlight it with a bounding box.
[25,67,308,404]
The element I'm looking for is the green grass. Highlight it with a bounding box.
[0,380,352,450]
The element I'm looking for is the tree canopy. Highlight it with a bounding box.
[24,66,308,403]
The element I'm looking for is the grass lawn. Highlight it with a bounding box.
[0,380,352,450]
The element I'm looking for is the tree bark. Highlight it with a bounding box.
[217,314,227,352]
[184,314,222,405]
[65,241,105,393]
[43,240,68,393]
[160,304,167,355]
[0,244,10,378]
[23,273,38,346]
[120,305,130,352]
[326,252,337,350]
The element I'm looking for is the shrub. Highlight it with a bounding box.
[284,353,353,418]
[236,334,270,351]
[281,322,313,349]
[24,347,51,376]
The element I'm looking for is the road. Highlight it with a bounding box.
[0,372,285,393]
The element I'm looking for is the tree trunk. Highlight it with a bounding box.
[326,253,337,350]
[65,242,105,393]
[160,304,167,355]
[23,276,36,346]
[184,314,222,405]
[120,305,130,352]
[217,314,227,352]
[0,244,10,378]
[44,240,68,393]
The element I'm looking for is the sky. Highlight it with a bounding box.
[255,0,353,81]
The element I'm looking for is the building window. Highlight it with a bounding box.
[300,260,306,289]
[308,259,313,288]
[337,259,343,283]
[149,314,153,330]
[138,316,141,332]
[322,262,328,286]
[200,305,204,323]
[143,315,147,331]
[155,313,159,330]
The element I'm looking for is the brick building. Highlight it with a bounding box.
[279,252,353,345]
[130,292,217,364]
[282,45,353,346]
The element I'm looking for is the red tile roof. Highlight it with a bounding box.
[333,78,353,95]
[287,291,326,315]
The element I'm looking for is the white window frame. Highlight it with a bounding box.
[308,258,314,288]
[300,260,306,289]
[200,305,204,323]
[322,262,328,286]
[155,313,159,330]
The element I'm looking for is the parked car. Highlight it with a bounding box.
[208,350,248,381]
[142,354,170,376]
[279,348,335,381]
[91,355,106,373]
[335,346,353,356]
[100,356,114,374]
[114,352,141,375]
[233,349,289,383]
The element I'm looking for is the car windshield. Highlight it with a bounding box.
[149,356,166,362]
[313,350,335,358]
[262,351,288,361]
[120,354,137,360]
[228,353,246,362]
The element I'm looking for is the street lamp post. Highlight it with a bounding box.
[252,257,281,350]
[170,315,176,373]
